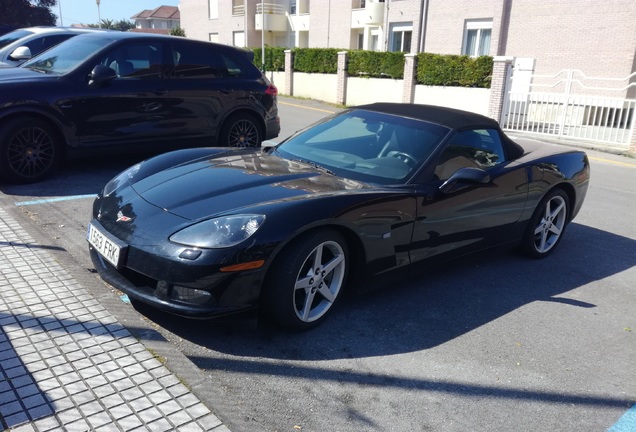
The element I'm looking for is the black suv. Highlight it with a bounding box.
[0,32,280,183]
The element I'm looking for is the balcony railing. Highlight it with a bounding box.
[232,4,245,16]
[256,3,287,15]
[255,3,289,32]
[351,1,385,27]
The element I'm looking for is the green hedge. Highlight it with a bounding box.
[252,47,286,72]
[416,53,492,88]
[250,47,493,88]
[347,50,404,79]
[293,48,340,74]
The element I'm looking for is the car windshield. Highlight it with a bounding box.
[276,109,450,185]
[0,29,33,49]
[21,35,113,75]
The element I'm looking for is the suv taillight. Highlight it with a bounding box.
[265,84,278,96]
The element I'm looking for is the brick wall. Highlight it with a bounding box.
[308,0,352,49]
[503,0,636,81]
[385,0,422,53]
[424,0,502,55]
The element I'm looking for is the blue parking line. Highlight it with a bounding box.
[608,404,636,431]
[15,194,96,206]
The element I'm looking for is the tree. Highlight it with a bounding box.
[87,19,135,31]
[169,26,186,37]
[0,0,56,26]
[113,19,135,32]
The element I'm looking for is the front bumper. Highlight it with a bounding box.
[265,115,281,140]
[88,219,266,319]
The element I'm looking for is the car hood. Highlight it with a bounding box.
[131,151,371,221]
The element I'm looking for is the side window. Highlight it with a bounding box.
[100,42,163,79]
[23,35,71,57]
[434,129,506,181]
[171,43,226,79]
[37,35,72,55]
[221,53,244,78]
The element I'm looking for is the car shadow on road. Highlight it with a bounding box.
[133,221,636,362]
[0,154,148,198]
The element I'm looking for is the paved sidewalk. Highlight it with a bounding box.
[0,207,229,432]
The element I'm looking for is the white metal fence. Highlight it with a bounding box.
[501,69,636,148]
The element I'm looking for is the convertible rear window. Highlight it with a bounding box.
[277,109,449,185]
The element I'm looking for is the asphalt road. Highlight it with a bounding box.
[0,97,634,432]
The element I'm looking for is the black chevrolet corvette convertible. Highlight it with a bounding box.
[88,103,590,330]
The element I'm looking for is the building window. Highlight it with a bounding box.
[208,0,218,20]
[290,0,296,14]
[232,0,244,16]
[390,23,412,52]
[233,31,245,47]
[463,19,492,56]
[209,33,219,43]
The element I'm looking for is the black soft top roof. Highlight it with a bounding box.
[355,102,525,158]
[355,103,500,130]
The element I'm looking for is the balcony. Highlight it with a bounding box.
[255,3,289,32]
[351,2,385,28]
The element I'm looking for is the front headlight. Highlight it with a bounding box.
[170,214,266,248]
[103,163,142,196]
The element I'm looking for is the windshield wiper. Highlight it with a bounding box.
[291,158,335,176]
[26,66,49,74]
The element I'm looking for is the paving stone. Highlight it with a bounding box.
[4,411,29,428]
[27,402,54,421]
[87,410,113,429]
[11,423,36,432]
[79,399,104,418]
[64,418,91,432]
[109,402,135,420]
[0,210,230,432]
[93,383,118,398]
[130,396,154,413]
[0,400,23,416]
[148,417,174,432]
[137,406,163,424]
[117,414,144,431]
[157,399,182,417]
[197,413,224,430]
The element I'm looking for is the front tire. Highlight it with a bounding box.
[520,188,570,259]
[219,113,262,148]
[0,117,61,183]
[263,229,348,330]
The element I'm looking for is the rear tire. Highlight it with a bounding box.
[519,188,570,259]
[0,117,61,183]
[219,113,262,148]
[262,229,348,331]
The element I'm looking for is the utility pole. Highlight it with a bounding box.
[261,1,265,72]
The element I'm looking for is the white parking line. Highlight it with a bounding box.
[608,404,636,431]
[15,194,97,206]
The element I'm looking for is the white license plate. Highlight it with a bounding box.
[87,222,125,268]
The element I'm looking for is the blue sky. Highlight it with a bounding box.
[55,0,179,27]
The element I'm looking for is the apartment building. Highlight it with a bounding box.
[179,0,635,96]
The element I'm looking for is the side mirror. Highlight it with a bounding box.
[88,64,117,88]
[439,167,490,194]
[9,46,32,61]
